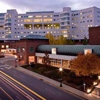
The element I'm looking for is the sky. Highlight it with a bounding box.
[0,0,100,13]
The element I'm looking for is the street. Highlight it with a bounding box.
[0,63,83,100]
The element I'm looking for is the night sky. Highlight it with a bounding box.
[0,0,100,13]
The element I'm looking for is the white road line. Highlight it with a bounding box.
[45,88,55,94]
[0,68,4,70]
[16,96,21,100]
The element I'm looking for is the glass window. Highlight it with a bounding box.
[34,19,42,22]
[29,47,34,52]
[35,16,42,17]
[1,45,4,48]
[6,45,9,48]
[17,47,20,52]
[44,19,52,22]
[22,47,25,52]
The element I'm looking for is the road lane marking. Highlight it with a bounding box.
[0,68,4,70]
[16,96,21,100]
[0,71,46,100]
[45,88,55,94]
[0,87,13,100]
[19,74,26,79]
[1,75,35,100]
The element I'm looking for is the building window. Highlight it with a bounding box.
[34,19,42,22]
[22,47,25,52]
[29,47,34,52]
[1,45,4,48]
[35,16,42,17]
[6,45,9,48]
[44,19,52,22]
[28,16,33,18]
[17,47,20,52]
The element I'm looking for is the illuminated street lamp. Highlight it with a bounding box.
[59,67,63,87]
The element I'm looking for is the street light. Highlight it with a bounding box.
[15,55,17,68]
[83,82,86,91]
[59,67,63,87]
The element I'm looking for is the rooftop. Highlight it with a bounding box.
[21,35,48,40]
[36,45,100,56]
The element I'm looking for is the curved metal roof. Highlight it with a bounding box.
[36,45,100,56]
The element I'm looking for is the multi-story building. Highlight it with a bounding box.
[0,6,100,40]
[4,10,61,40]
[0,13,5,39]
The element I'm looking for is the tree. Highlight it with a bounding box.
[45,33,55,44]
[57,35,67,45]
[70,54,100,76]
[83,36,88,45]
[42,51,50,65]
[45,33,68,45]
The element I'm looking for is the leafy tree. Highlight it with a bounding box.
[57,35,67,45]
[83,36,88,45]
[70,54,100,76]
[45,33,68,45]
[68,39,75,45]
[45,33,55,44]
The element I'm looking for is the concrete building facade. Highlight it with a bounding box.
[0,6,100,40]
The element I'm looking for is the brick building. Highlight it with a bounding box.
[0,35,49,65]
[89,26,100,45]
[15,35,49,65]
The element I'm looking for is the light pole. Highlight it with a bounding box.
[83,82,86,91]
[59,67,63,87]
[15,55,17,68]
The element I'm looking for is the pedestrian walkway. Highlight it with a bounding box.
[1,58,100,100]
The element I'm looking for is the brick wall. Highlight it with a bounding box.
[89,26,100,45]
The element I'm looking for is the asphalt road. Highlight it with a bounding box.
[0,78,29,100]
[0,63,83,100]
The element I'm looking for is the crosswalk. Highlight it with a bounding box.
[0,64,12,70]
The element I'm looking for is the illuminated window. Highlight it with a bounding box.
[28,16,33,18]
[6,45,9,48]
[35,16,42,17]
[44,19,52,22]
[18,24,20,26]
[9,31,11,33]
[18,16,21,18]
[8,14,12,18]
[18,36,20,38]
[1,45,4,48]
[24,19,32,22]
[34,19,42,22]
[87,15,92,18]
[44,16,47,17]
[22,47,25,52]
[21,24,23,26]
[2,36,5,38]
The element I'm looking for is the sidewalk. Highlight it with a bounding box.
[2,59,100,100]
